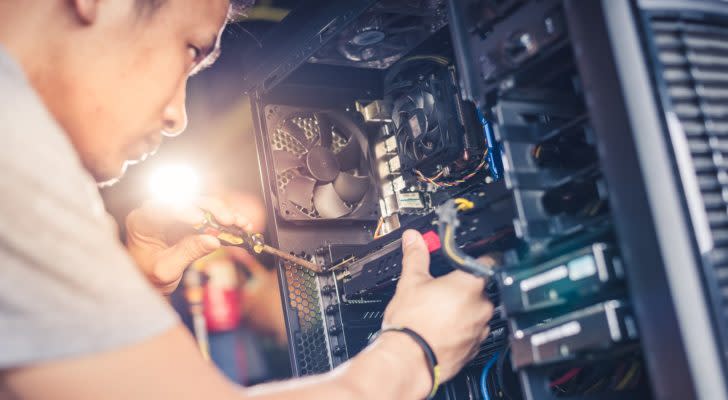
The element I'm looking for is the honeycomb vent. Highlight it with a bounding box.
[282,262,332,375]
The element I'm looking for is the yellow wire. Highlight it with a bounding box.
[398,55,450,66]
[373,217,384,239]
[443,225,467,265]
[585,377,606,394]
[615,362,640,390]
[454,198,474,211]
[442,199,474,266]
[414,148,490,188]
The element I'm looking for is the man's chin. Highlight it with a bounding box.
[95,162,128,188]
[92,151,153,187]
[97,176,122,188]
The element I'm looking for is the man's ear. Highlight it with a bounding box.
[71,0,100,25]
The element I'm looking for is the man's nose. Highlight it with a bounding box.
[162,79,188,137]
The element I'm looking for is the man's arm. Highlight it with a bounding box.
[2,324,429,400]
[3,230,492,400]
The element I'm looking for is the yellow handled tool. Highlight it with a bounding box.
[194,212,321,273]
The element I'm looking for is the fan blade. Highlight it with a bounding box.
[280,119,311,149]
[313,183,351,218]
[315,113,333,148]
[305,146,340,183]
[412,91,424,110]
[391,96,412,128]
[333,172,370,203]
[336,138,361,171]
[272,150,303,172]
[422,89,436,117]
[285,175,316,208]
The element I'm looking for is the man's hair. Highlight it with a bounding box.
[229,0,256,14]
[135,0,256,18]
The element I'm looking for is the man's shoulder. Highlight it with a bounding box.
[0,52,113,240]
[0,48,179,371]
[0,51,97,199]
[0,65,80,162]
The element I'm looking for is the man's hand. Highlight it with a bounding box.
[380,229,495,395]
[125,198,250,295]
[6,229,496,400]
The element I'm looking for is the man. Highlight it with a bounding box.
[0,1,495,399]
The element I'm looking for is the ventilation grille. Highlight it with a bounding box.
[651,15,728,339]
[270,115,350,219]
[282,262,331,375]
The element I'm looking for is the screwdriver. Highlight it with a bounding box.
[194,211,322,273]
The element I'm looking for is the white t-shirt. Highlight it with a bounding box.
[0,45,178,368]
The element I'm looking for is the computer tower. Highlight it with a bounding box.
[241,1,728,398]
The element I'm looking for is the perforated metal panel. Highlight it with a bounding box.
[271,116,320,218]
[267,110,353,219]
[282,262,332,375]
[649,12,728,362]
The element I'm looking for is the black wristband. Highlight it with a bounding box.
[371,326,441,399]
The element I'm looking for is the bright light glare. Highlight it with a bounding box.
[148,164,200,205]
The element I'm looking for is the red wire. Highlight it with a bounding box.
[550,367,583,388]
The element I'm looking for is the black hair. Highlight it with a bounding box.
[135,0,256,18]
[229,0,256,15]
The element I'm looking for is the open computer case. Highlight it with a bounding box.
[240,1,728,399]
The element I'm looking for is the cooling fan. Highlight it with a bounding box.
[392,80,441,168]
[388,61,465,173]
[337,13,428,68]
[307,0,448,69]
[265,107,378,221]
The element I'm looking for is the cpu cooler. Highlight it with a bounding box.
[265,106,378,221]
[392,78,443,167]
[387,58,471,174]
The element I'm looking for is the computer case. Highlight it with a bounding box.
[240,1,728,398]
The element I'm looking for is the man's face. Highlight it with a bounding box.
[38,0,230,184]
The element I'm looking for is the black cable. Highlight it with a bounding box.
[436,199,497,277]
[496,346,509,399]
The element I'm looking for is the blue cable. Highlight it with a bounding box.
[480,352,500,400]
[476,107,503,182]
